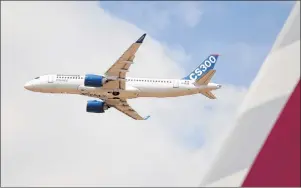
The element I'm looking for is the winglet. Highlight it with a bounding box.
[144,115,151,120]
[136,33,147,43]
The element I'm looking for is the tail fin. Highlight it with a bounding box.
[182,54,219,81]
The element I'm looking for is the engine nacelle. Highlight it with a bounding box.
[86,100,108,113]
[84,74,107,87]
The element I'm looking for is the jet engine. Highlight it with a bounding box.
[86,100,109,113]
[84,74,107,87]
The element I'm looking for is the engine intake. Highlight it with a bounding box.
[86,100,108,113]
[84,74,107,87]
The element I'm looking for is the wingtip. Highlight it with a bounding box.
[144,115,151,120]
[136,33,147,43]
[211,53,220,56]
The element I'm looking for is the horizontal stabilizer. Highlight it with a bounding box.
[194,70,216,86]
[200,90,217,99]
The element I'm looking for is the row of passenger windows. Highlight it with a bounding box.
[53,76,189,84]
[126,79,172,83]
[57,76,83,79]
[55,76,173,83]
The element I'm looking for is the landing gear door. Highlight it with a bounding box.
[173,80,179,88]
[48,75,55,83]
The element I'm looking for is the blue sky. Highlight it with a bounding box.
[100,1,293,87]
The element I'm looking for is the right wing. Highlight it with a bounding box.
[105,98,150,120]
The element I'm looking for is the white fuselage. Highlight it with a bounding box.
[24,74,222,99]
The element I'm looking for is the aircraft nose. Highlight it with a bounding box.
[24,82,32,90]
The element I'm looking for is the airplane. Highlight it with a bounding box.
[24,33,222,120]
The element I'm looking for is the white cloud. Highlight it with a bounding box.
[176,2,203,28]
[1,1,247,186]
[102,1,203,35]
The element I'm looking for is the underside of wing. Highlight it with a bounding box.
[103,34,146,90]
[106,99,150,120]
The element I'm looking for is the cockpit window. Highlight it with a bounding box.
[34,77,40,79]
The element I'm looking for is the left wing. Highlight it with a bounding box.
[104,33,146,90]
[106,99,150,120]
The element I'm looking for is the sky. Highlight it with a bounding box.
[101,1,293,86]
[1,1,294,187]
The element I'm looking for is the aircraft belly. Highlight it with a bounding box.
[75,84,200,99]
[138,87,193,98]
[118,91,139,99]
[137,85,171,92]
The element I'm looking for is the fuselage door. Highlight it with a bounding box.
[173,80,179,88]
[48,75,55,83]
